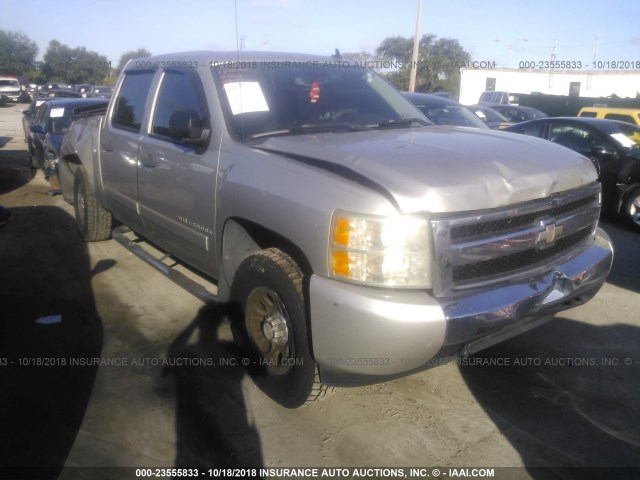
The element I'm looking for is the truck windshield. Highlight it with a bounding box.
[212,62,425,142]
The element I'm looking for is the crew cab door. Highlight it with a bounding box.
[137,68,218,276]
[100,70,156,232]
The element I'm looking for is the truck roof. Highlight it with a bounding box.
[125,51,334,72]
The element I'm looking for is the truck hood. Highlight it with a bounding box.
[255,126,598,213]
[0,85,20,94]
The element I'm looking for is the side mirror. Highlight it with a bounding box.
[23,110,31,116]
[181,127,211,147]
[30,124,46,135]
[591,145,617,160]
[169,110,210,148]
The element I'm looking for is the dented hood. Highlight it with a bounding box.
[256,126,598,213]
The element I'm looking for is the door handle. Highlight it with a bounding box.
[102,139,113,153]
[140,153,156,168]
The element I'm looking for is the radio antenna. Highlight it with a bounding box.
[235,0,240,55]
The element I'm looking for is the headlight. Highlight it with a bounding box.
[329,210,432,288]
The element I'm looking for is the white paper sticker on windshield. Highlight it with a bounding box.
[50,108,65,118]
[36,100,45,106]
[223,82,269,115]
[610,133,636,148]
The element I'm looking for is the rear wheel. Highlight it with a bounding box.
[230,248,335,408]
[623,188,640,232]
[28,141,39,171]
[74,167,112,241]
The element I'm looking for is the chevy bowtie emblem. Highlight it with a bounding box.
[537,221,563,245]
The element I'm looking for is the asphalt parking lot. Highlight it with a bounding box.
[1,103,639,479]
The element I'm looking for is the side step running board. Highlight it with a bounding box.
[111,226,218,304]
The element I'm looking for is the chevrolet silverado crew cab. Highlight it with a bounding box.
[58,52,614,408]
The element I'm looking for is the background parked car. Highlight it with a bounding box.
[488,104,548,123]
[72,84,93,98]
[21,97,47,141]
[44,89,82,99]
[0,76,20,102]
[29,85,44,98]
[0,76,30,103]
[403,92,488,128]
[577,107,640,126]
[86,85,114,99]
[478,91,520,105]
[505,117,640,230]
[34,83,74,98]
[27,98,109,187]
[466,104,513,129]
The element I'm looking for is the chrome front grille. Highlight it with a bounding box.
[431,182,602,297]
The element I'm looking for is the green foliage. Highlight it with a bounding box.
[0,30,38,76]
[375,34,471,98]
[340,51,378,64]
[117,48,152,73]
[43,40,112,84]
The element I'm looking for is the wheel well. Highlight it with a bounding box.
[220,218,326,387]
[617,183,640,214]
[61,153,82,167]
[218,218,313,302]
[240,219,312,274]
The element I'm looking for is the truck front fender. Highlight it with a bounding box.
[218,219,261,302]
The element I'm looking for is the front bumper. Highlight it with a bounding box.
[310,227,613,386]
[2,92,21,102]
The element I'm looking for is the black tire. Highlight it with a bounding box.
[28,142,39,170]
[230,248,335,408]
[623,188,640,232]
[73,167,112,241]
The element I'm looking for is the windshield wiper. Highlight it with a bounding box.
[247,122,370,141]
[247,129,292,140]
[376,118,431,128]
[288,122,370,133]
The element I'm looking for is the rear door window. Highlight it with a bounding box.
[112,71,155,132]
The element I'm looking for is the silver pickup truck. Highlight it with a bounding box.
[58,52,613,408]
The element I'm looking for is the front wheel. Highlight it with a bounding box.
[73,167,112,241]
[230,248,334,408]
[623,188,640,232]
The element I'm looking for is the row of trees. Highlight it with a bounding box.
[344,35,471,97]
[1,29,471,95]
[0,29,149,84]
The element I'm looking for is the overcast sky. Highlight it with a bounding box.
[3,0,639,69]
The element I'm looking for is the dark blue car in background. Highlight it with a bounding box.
[27,98,108,187]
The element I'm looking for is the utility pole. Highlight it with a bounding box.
[588,35,599,91]
[408,0,423,92]
[549,39,557,88]
[239,35,247,51]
